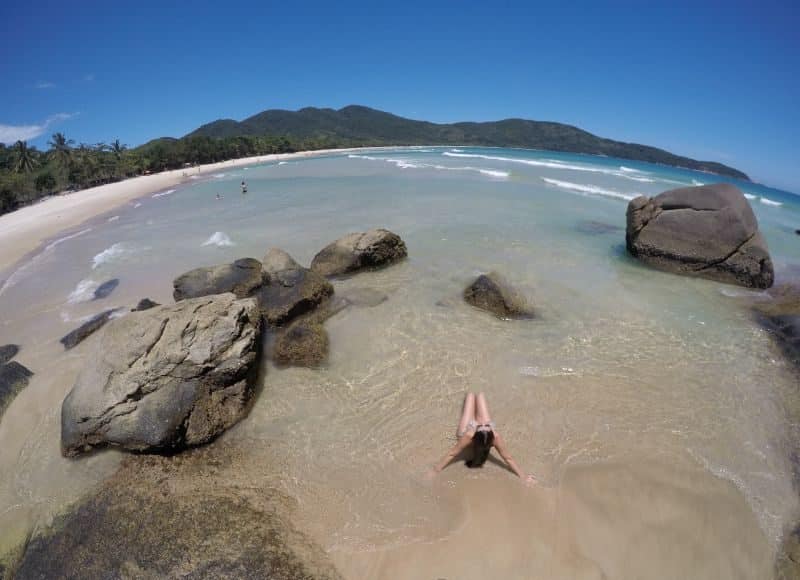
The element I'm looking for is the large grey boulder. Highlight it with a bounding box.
[310,228,407,277]
[273,320,329,367]
[0,344,19,365]
[61,293,261,457]
[626,183,774,288]
[463,272,534,319]
[257,251,333,326]
[173,258,264,301]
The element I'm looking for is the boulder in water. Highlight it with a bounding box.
[751,283,800,368]
[262,248,301,274]
[273,320,329,367]
[0,360,34,419]
[93,278,119,300]
[132,298,160,311]
[173,258,264,301]
[310,228,407,277]
[60,309,121,350]
[0,344,19,365]
[463,272,534,319]
[256,251,333,326]
[60,293,261,457]
[338,287,388,308]
[626,183,774,288]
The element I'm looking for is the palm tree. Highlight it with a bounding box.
[48,132,74,169]
[109,139,127,161]
[12,141,37,173]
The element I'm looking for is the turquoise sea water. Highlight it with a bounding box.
[1,147,799,578]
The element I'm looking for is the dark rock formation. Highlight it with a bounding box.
[60,309,121,350]
[92,278,119,300]
[0,344,19,365]
[752,283,800,368]
[132,298,160,311]
[257,259,333,326]
[463,272,534,319]
[626,183,774,288]
[60,294,261,457]
[0,361,34,419]
[777,525,800,580]
[11,445,343,580]
[173,258,264,301]
[273,321,329,367]
[310,228,407,277]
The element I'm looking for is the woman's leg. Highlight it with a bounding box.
[456,392,476,437]
[475,392,493,424]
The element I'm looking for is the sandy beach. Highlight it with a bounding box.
[0,147,398,277]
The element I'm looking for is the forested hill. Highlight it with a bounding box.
[187,105,749,180]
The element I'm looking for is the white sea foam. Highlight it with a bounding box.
[350,154,508,178]
[152,189,176,198]
[212,173,227,178]
[451,148,464,152]
[278,161,288,165]
[692,179,705,186]
[67,278,98,303]
[92,242,128,269]
[442,151,653,182]
[541,178,637,201]
[107,215,120,222]
[760,197,782,207]
[619,166,640,173]
[202,232,235,247]
[44,227,92,252]
[133,202,142,208]
[743,193,757,200]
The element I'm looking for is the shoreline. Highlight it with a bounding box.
[0,146,403,277]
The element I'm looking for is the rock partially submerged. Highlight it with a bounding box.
[752,283,800,368]
[262,248,301,274]
[273,320,329,367]
[132,297,159,311]
[626,183,774,288]
[0,344,19,365]
[11,446,343,580]
[93,278,119,300]
[257,259,333,326]
[0,361,33,419]
[173,258,264,301]
[310,228,407,277]
[338,287,388,308]
[61,294,261,457]
[576,220,622,235]
[60,309,121,350]
[464,272,533,319]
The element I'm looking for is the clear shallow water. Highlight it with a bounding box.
[1,147,799,578]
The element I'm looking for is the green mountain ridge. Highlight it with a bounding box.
[185,105,749,180]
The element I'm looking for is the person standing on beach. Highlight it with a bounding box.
[432,392,536,484]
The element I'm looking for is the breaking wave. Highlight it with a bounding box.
[92,243,129,269]
[152,189,176,198]
[442,152,653,182]
[67,278,97,303]
[541,177,638,201]
[348,154,508,179]
[760,197,782,207]
[202,232,235,247]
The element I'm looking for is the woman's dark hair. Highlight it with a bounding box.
[466,429,494,468]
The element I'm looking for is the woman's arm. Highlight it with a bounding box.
[433,434,472,473]
[493,433,536,483]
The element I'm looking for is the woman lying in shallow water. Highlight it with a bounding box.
[432,392,537,484]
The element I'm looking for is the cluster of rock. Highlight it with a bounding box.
[60,228,407,457]
[0,344,33,421]
[626,183,774,289]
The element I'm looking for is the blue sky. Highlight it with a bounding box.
[1,0,798,191]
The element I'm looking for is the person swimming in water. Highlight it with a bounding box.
[241,180,247,194]
[432,392,536,484]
